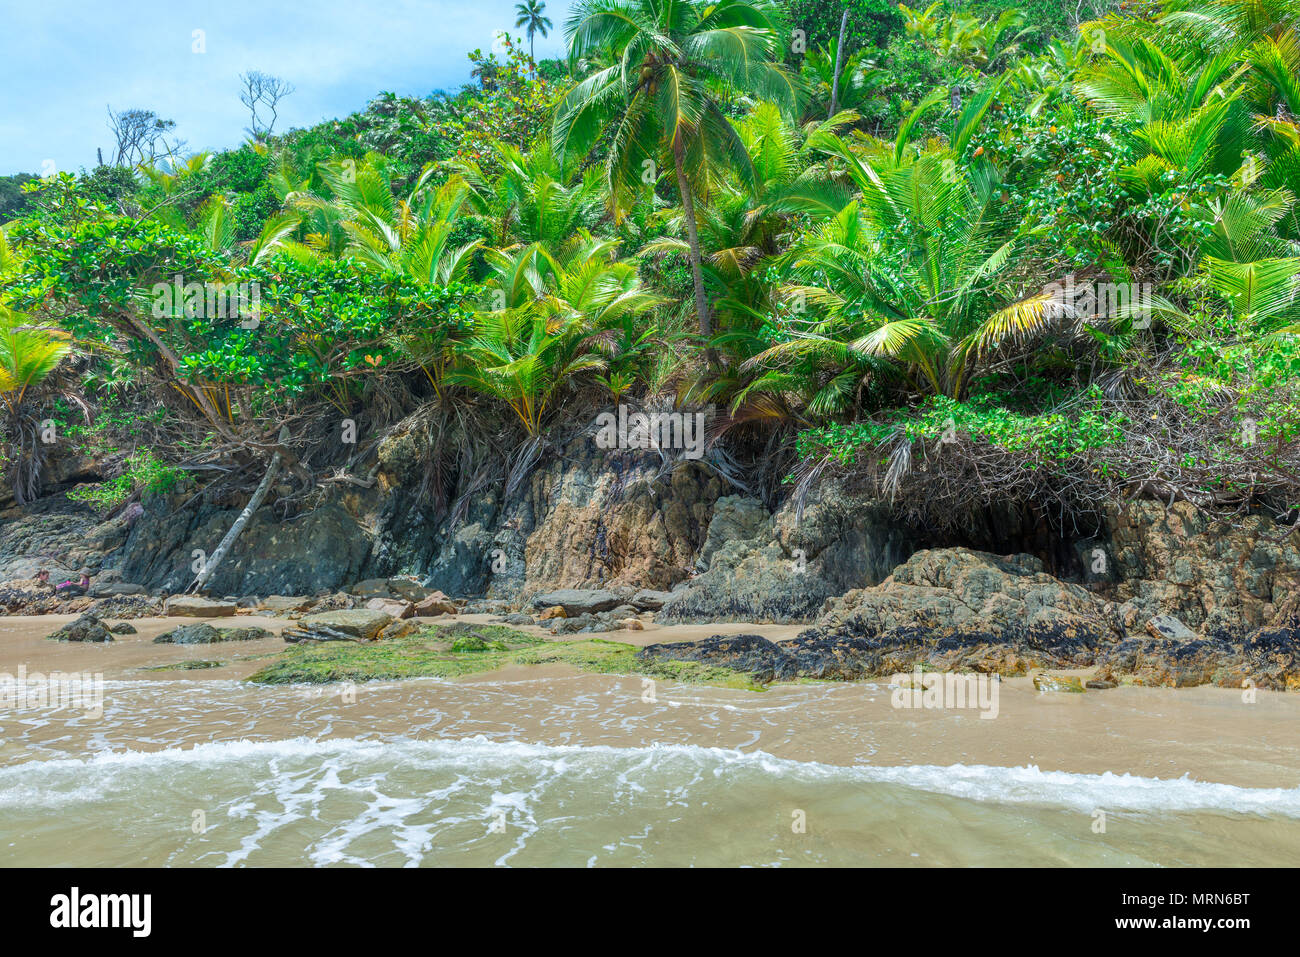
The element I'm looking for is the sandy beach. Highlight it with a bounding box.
[1,610,1298,866]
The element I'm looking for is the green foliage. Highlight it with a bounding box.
[4,0,1300,516]
[66,449,183,510]
[797,388,1127,465]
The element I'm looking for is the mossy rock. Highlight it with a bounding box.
[1033,673,1085,693]
[246,623,762,689]
[145,659,224,671]
[450,634,508,653]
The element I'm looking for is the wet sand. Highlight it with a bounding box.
[3,611,1299,866]
[2,611,1298,788]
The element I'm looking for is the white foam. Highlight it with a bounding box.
[0,735,1296,816]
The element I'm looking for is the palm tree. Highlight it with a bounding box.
[749,143,1059,401]
[515,0,553,78]
[552,0,798,343]
[451,230,661,434]
[0,305,71,414]
[801,45,884,121]
[447,136,605,248]
[640,102,853,338]
[286,159,482,284]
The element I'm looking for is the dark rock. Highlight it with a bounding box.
[215,626,273,642]
[108,622,137,635]
[629,589,674,611]
[260,595,313,615]
[48,614,113,643]
[117,500,369,597]
[640,634,795,683]
[531,588,622,615]
[89,582,147,598]
[154,623,271,644]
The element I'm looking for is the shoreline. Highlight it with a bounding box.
[3,612,1299,790]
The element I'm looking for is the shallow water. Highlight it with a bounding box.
[2,656,1299,866]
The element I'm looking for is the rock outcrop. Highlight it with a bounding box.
[154,623,272,644]
[1104,500,1300,636]
[657,485,918,624]
[47,614,113,643]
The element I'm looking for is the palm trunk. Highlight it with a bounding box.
[530,35,536,79]
[830,8,849,117]
[672,139,712,350]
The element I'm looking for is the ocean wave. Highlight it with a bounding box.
[2,735,1297,817]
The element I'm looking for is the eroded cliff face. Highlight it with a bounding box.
[4,403,1300,645]
[1102,500,1300,636]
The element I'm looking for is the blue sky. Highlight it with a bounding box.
[1,0,574,175]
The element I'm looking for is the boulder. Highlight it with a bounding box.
[539,605,567,621]
[47,614,113,643]
[154,623,272,644]
[154,623,219,644]
[1033,673,1085,693]
[530,588,622,616]
[260,595,313,615]
[298,609,394,641]
[413,591,458,616]
[349,579,393,599]
[1145,615,1196,641]
[164,596,237,618]
[386,578,432,602]
[378,620,422,640]
[108,622,137,635]
[365,597,415,619]
[304,593,355,613]
[549,614,605,634]
[629,589,674,612]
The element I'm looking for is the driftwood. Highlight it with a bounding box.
[189,425,290,593]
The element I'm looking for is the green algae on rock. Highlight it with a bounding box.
[246,622,763,689]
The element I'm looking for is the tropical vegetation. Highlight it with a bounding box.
[3,0,1300,534]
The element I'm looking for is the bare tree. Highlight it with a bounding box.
[239,71,296,137]
[106,106,184,167]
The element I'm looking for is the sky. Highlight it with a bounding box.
[0,0,574,176]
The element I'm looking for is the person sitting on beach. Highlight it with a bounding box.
[55,572,91,598]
